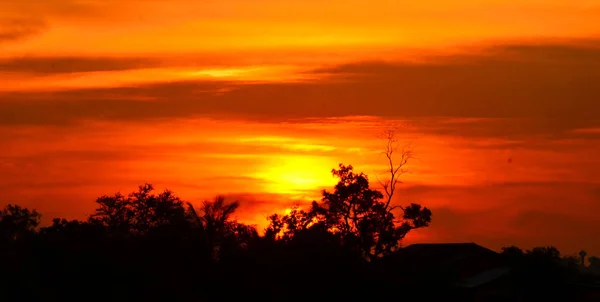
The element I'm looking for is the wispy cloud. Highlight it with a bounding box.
[2,40,599,131]
[0,18,47,44]
[0,56,160,75]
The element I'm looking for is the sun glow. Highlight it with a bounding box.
[250,155,338,196]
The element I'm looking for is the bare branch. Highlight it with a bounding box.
[379,127,414,210]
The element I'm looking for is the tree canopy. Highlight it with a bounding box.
[266,163,431,260]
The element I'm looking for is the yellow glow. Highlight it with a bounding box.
[238,136,293,144]
[238,136,336,152]
[3,0,599,59]
[185,68,252,78]
[0,65,317,92]
[250,155,338,196]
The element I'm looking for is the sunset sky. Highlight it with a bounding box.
[1,0,600,256]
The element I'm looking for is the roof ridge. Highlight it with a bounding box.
[406,242,479,246]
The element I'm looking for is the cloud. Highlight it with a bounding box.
[0,56,161,75]
[0,81,231,126]
[1,39,600,152]
[0,0,141,25]
[2,39,600,128]
[402,117,600,142]
[302,41,600,120]
[0,18,47,44]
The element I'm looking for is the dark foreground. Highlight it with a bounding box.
[1,168,599,301]
[2,238,600,302]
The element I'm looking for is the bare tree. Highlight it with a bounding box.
[372,126,429,256]
[378,126,414,210]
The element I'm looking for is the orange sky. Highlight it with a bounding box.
[1,0,600,257]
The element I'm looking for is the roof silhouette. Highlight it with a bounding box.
[393,242,500,261]
[376,242,508,284]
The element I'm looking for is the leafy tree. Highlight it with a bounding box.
[588,256,600,272]
[90,192,131,235]
[267,164,431,260]
[128,184,188,235]
[265,206,316,242]
[0,204,41,242]
[527,246,561,260]
[40,218,106,242]
[501,245,525,263]
[315,164,431,259]
[90,183,188,236]
[222,221,258,248]
[525,246,571,282]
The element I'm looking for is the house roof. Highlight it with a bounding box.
[376,243,508,283]
[398,242,499,257]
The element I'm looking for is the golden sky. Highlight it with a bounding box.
[1,0,600,256]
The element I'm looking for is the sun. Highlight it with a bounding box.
[251,155,338,196]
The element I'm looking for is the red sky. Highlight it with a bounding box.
[1,0,600,257]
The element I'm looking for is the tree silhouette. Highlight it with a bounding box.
[378,127,413,209]
[579,250,588,266]
[500,245,581,299]
[588,256,600,273]
[377,129,431,256]
[40,218,105,241]
[0,204,41,243]
[187,196,257,261]
[527,246,561,260]
[317,164,431,259]
[90,191,131,235]
[128,184,188,235]
[267,164,431,260]
[90,183,188,236]
[265,206,316,242]
[188,196,239,236]
[2,165,598,301]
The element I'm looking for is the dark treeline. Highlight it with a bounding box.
[0,164,599,301]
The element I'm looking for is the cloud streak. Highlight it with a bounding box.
[0,18,47,44]
[1,40,599,133]
[0,56,161,75]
